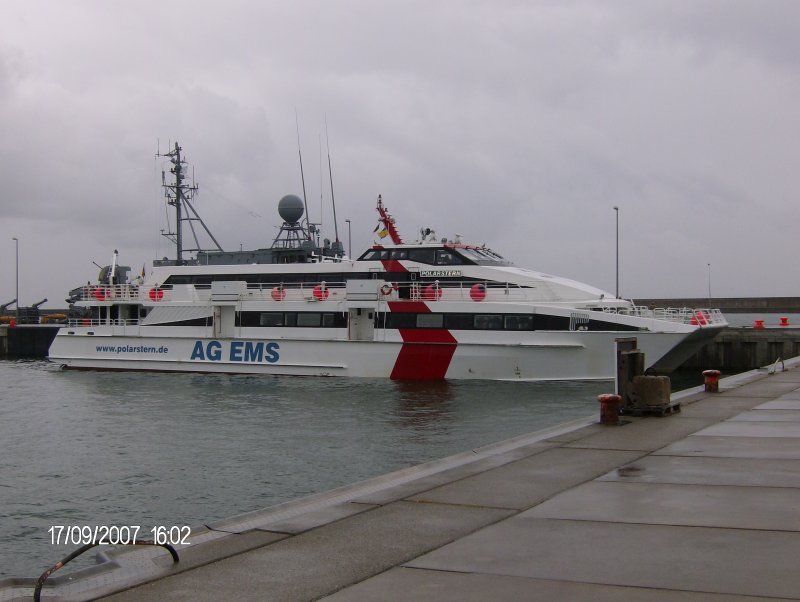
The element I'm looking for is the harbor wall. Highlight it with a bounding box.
[637,297,800,313]
[0,325,60,359]
[676,327,799,371]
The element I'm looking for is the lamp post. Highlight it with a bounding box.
[11,237,18,321]
[613,207,619,298]
[345,219,352,258]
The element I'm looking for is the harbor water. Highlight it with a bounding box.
[0,360,622,580]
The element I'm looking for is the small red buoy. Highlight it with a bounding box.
[422,284,442,301]
[469,283,486,302]
[597,394,622,425]
[313,284,329,300]
[148,287,164,301]
[754,319,765,329]
[271,287,286,301]
[703,369,721,393]
[780,316,789,327]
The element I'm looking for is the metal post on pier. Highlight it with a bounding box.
[12,237,19,323]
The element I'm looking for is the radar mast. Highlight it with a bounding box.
[158,142,223,265]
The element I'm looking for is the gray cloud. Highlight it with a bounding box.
[1,0,798,307]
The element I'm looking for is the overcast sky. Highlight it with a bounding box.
[1,1,798,308]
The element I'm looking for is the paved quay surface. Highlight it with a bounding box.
[8,361,800,601]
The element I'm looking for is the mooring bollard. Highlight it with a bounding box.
[754,319,765,329]
[780,316,789,327]
[703,369,721,393]
[597,393,622,425]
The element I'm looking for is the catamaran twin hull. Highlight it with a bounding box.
[49,318,714,380]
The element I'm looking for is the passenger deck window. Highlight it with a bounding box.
[475,314,503,330]
[297,313,321,327]
[444,314,474,330]
[260,313,284,327]
[505,315,533,330]
[417,314,443,328]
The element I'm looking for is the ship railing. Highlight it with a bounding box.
[65,318,141,327]
[374,280,542,303]
[605,306,727,326]
[74,284,177,303]
[186,282,350,302]
[76,284,149,302]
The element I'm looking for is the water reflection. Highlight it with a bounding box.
[391,380,455,430]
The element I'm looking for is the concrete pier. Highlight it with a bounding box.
[6,359,800,601]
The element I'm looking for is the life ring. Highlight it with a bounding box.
[422,283,442,301]
[380,283,398,296]
[93,287,108,301]
[313,284,330,300]
[148,287,164,301]
[469,283,487,302]
[271,286,286,301]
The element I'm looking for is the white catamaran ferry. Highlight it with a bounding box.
[49,143,727,380]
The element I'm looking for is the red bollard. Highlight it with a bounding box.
[754,319,765,329]
[597,394,622,425]
[780,316,789,327]
[703,369,721,393]
[8,318,16,328]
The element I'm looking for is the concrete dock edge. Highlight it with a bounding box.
[5,358,800,601]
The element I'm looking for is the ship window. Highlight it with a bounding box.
[322,313,335,327]
[285,313,297,327]
[408,249,436,264]
[358,249,390,261]
[457,248,486,262]
[435,250,464,266]
[385,313,416,329]
[390,249,408,260]
[260,313,284,327]
[417,313,443,328]
[297,313,321,327]
[475,314,503,330]
[444,314,473,330]
[505,315,533,330]
[534,315,570,330]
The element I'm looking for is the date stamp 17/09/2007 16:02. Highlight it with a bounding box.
[48,525,191,547]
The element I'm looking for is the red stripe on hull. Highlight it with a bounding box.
[390,328,457,380]
[388,301,430,314]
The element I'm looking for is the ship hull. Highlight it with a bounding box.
[49,327,712,381]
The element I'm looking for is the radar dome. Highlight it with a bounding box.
[278,194,304,224]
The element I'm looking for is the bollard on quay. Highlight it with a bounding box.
[754,319,765,329]
[703,369,721,393]
[780,316,789,327]
[597,393,622,425]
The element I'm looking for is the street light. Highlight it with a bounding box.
[613,207,619,298]
[344,219,352,258]
[11,237,18,321]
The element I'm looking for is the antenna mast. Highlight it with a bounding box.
[325,117,340,243]
[158,142,223,265]
[295,112,312,239]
